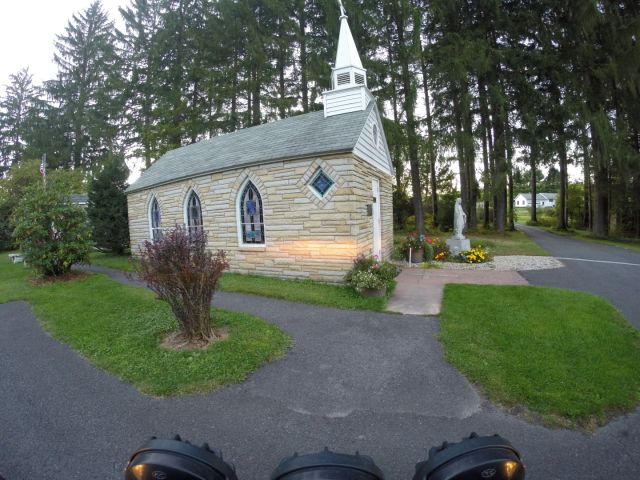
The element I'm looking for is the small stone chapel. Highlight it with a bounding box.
[126,6,394,282]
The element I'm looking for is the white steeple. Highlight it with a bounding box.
[323,0,372,117]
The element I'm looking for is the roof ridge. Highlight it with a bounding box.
[127,103,375,193]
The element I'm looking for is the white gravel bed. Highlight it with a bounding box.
[437,255,564,271]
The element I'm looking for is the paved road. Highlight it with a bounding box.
[2,266,640,478]
[518,225,640,328]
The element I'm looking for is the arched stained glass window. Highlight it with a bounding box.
[185,190,203,235]
[239,182,264,244]
[150,197,162,241]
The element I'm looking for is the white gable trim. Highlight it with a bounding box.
[353,105,393,176]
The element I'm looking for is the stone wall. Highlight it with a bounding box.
[127,154,394,282]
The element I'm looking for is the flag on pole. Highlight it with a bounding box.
[39,154,46,177]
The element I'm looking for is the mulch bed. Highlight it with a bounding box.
[161,328,229,351]
[31,271,91,285]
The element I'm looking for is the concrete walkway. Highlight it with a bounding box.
[387,268,528,315]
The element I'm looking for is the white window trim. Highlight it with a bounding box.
[236,178,267,248]
[148,196,162,240]
[183,189,203,234]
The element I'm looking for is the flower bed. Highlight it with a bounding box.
[345,255,399,295]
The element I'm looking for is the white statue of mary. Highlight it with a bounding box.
[453,198,466,240]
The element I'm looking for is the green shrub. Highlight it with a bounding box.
[423,242,434,262]
[350,270,387,290]
[11,183,92,276]
[399,231,435,261]
[393,188,413,229]
[0,159,84,251]
[433,239,451,261]
[436,193,457,232]
[345,254,399,293]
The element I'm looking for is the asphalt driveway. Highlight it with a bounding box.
[517,225,640,328]
[1,268,639,479]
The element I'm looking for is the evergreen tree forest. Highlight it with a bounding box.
[0,0,639,238]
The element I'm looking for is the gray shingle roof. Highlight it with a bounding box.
[70,193,88,204]
[518,192,557,201]
[127,103,374,193]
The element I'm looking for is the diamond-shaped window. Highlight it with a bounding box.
[310,170,334,197]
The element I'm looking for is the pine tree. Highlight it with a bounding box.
[50,0,122,171]
[87,156,130,254]
[0,68,40,171]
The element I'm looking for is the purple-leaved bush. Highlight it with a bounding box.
[136,227,229,343]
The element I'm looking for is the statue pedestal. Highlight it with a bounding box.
[446,237,470,255]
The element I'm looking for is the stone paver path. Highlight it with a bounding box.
[387,267,529,315]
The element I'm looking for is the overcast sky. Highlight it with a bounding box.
[0,0,126,89]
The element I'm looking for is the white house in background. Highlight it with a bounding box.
[514,192,558,209]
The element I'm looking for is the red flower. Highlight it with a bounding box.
[427,238,433,245]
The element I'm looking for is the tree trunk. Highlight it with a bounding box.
[297,0,308,112]
[278,57,286,118]
[478,76,492,228]
[508,169,514,230]
[530,143,538,224]
[462,81,478,229]
[489,80,507,233]
[453,91,468,225]
[420,44,437,227]
[397,10,424,236]
[505,114,515,231]
[581,129,591,229]
[251,65,261,126]
[590,122,609,237]
[558,131,568,230]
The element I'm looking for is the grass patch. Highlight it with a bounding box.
[395,228,548,257]
[90,251,135,272]
[514,207,531,224]
[440,284,640,429]
[220,272,391,312]
[0,256,291,395]
[89,252,390,312]
[541,227,640,253]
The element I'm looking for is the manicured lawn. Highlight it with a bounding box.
[440,284,640,429]
[542,227,640,253]
[0,257,291,396]
[467,229,548,256]
[90,251,135,271]
[514,207,531,224]
[89,252,391,312]
[220,272,391,311]
[395,228,549,257]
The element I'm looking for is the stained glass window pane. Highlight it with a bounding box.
[311,170,334,197]
[186,192,203,234]
[150,198,162,241]
[240,182,265,244]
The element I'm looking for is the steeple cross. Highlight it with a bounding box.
[338,0,346,18]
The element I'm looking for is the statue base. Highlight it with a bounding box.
[446,237,471,256]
